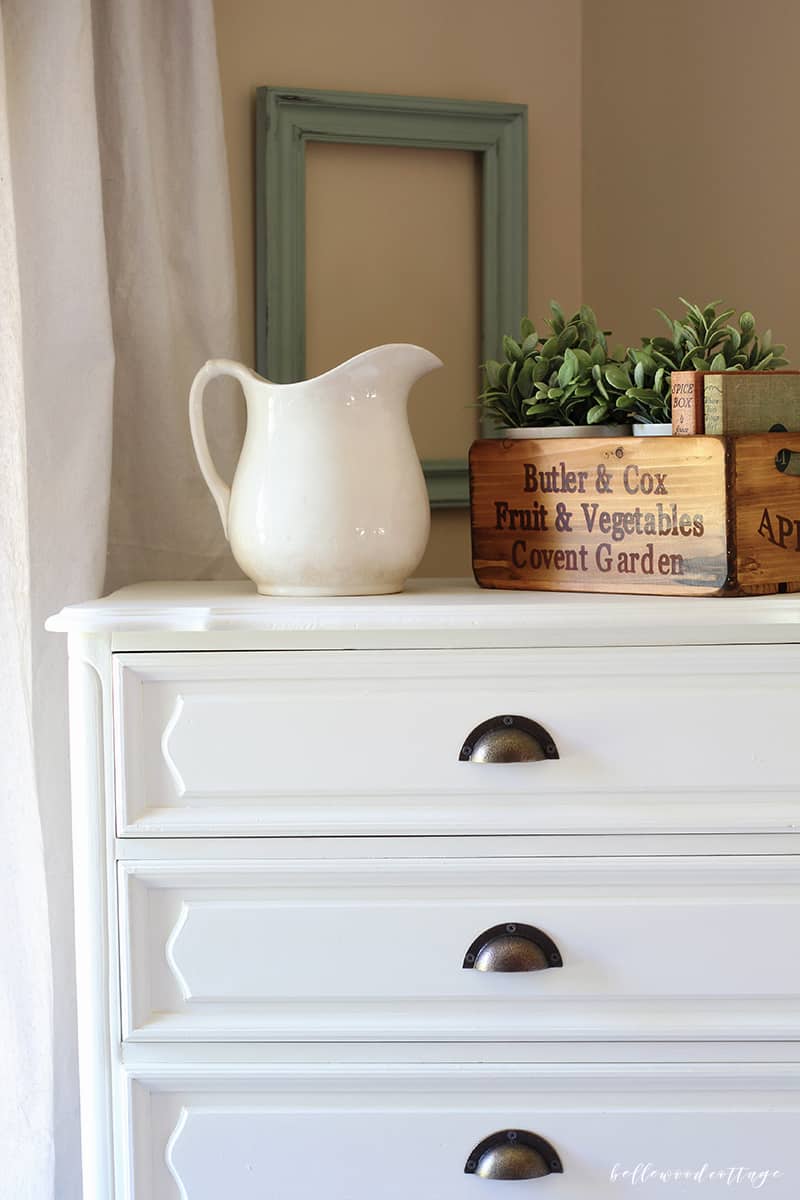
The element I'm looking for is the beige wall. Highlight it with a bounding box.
[213,0,582,576]
[215,0,798,579]
[582,0,799,357]
[305,141,481,465]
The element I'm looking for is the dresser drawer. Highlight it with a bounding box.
[119,855,800,1043]
[113,646,800,836]
[128,1063,799,1198]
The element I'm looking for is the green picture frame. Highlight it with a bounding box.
[255,87,528,507]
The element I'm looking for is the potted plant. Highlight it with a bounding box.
[627,299,789,435]
[600,347,672,435]
[479,303,631,438]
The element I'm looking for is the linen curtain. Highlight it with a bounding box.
[0,1,239,1194]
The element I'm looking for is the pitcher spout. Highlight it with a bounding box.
[327,343,443,392]
[370,343,444,386]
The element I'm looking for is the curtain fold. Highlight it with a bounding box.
[95,0,242,590]
[0,1,240,1194]
[0,11,54,1197]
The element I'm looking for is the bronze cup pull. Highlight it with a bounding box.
[462,923,562,972]
[459,715,558,763]
[465,1130,563,1180]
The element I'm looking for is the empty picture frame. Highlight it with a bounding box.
[255,87,528,506]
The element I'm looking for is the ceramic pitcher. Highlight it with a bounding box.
[189,344,442,595]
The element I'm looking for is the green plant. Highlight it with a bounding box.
[480,298,791,430]
[600,349,672,425]
[628,299,789,422]
[480,303,630,428]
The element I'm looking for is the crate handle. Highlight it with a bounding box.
[774,449,800,477]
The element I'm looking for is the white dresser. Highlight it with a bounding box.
[48,581,800,1198]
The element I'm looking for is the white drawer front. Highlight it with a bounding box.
[127,1063,800,1198]
[119,856,800,1042]
[113,647,800,837]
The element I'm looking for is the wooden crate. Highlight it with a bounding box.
[469,432,800,596]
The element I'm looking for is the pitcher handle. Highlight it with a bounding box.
[189,358,253,540]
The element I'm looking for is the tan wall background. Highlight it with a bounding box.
[213,0,582,577]
[305,141,481,467]
[215,0,796,579]
[582,0,799,359]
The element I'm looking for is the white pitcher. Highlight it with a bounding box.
[189,344,442,595]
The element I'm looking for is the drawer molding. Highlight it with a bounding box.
[123,1062,800,1200]
[119,856,800,1044]
[124,1001,800,1045]
[117,788,800,838]
[114,647,800,838]
[126,1058,800,1093]
[160,695,186,796]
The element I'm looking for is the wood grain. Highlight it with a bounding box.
[470,436,729,595]
[732,433,800,589]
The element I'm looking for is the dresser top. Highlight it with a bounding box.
[46,578,800,646]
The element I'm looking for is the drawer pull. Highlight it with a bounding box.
[463,922,562,972]
[465,1130,563,1180]
[459,715,558,763]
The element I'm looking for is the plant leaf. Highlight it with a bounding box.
[517,358,535,399]
[680,299,708,331]
[503,335,522,363]
[525,402,560,418]
[549,300,566,333]
[484,360,503,389]
[580,303,598,326]
[725,326,741,352]
[626,387,660,401]
[604,364,632,390]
